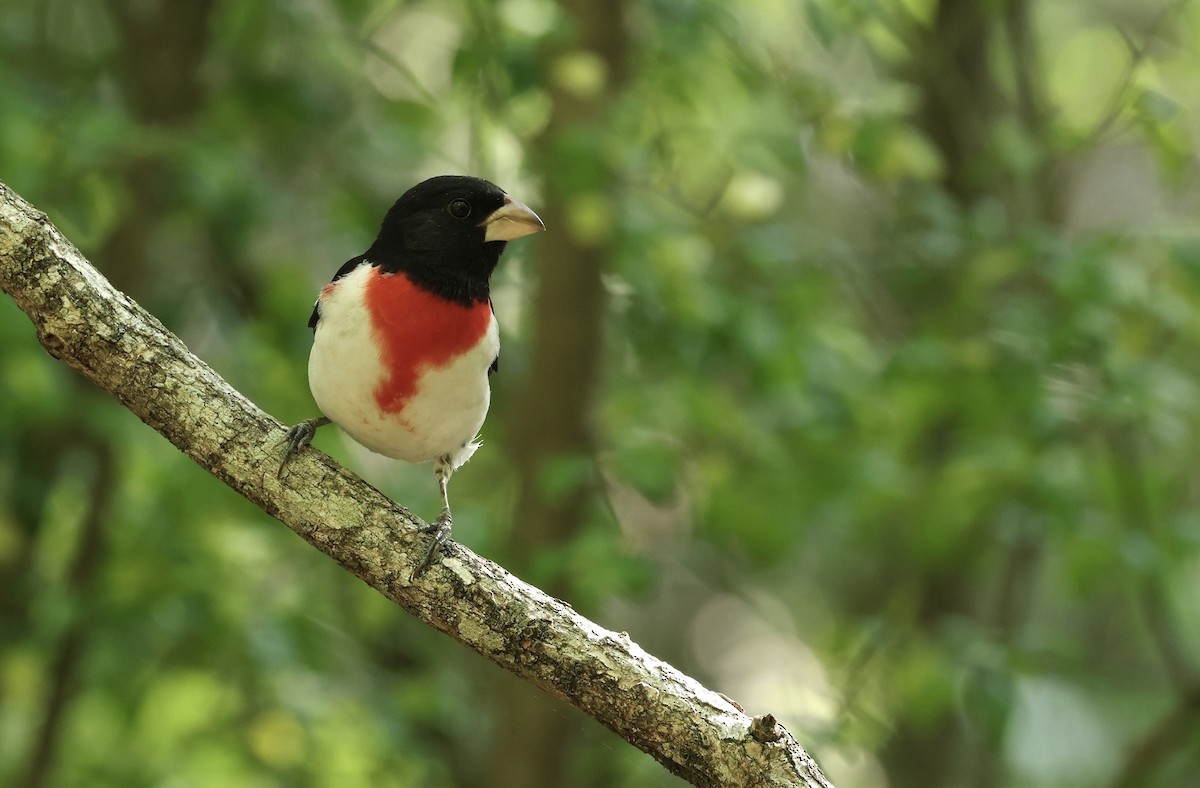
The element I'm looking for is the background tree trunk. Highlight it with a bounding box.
[488,0,630,785]
[13,5,217,786]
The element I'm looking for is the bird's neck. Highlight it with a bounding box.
[366,242,506,307]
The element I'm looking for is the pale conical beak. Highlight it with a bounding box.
[482,196,545,242]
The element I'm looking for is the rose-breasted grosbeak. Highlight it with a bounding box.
[280,175,544,570]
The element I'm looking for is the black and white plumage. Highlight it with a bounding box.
[281,175,544,570]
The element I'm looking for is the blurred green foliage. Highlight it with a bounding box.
[3,1,1200,787]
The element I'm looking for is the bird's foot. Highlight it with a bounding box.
[278,416,331,477]
[413,510,453,576]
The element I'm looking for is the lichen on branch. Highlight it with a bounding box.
[0,179,832,788]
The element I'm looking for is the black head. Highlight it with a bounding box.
[366,175,544,305]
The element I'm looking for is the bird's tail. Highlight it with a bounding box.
[448,437,482,471]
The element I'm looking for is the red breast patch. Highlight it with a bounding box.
[364,269,492,414]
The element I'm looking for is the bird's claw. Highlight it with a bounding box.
[278,417,329,477]
[413,512,453,576]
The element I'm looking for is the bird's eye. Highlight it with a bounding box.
[447,199,472,219]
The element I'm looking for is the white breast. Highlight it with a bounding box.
[307,263,498,465]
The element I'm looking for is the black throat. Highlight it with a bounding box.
[366,241,506,307]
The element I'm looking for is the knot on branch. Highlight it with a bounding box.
[39,327,67,357]
[749,713,783,743]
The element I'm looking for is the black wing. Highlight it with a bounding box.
[488,299,499,375]
[308,255,369,331]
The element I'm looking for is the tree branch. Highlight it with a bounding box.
[0,179,832,788]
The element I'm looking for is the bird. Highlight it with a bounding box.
[280,175,544,572]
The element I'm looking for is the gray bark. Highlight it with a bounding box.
[0,179,833,788]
